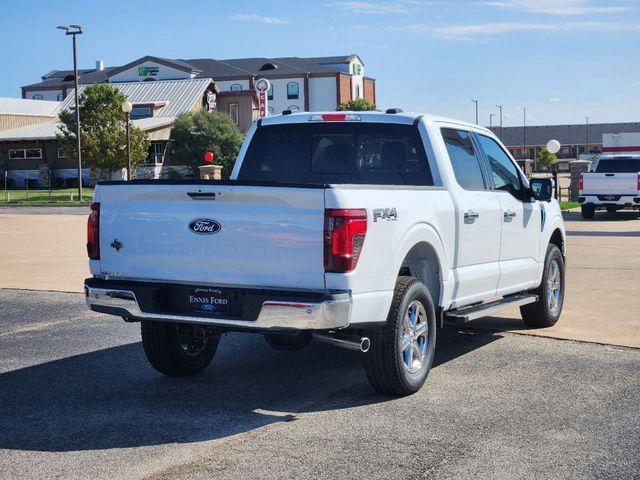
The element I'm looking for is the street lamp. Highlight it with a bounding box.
[585,116,590,155]
[496,104,503,141]
[471,99,478,125]
[489,113,496,129]
[121,100,133,181]
[57,24,83,201]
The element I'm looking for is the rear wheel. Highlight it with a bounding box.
[141,321,219,377]
[363,276,436,396]
[581,205,595,219]
[520,244,565,328]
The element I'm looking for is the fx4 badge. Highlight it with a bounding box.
[373,208,398,222]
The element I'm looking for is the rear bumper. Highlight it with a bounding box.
[578,195,640,207]
[84,278,351,332]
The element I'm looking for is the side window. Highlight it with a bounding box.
[441,128,486,190]
[478,135,522,199]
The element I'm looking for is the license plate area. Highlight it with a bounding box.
[187,287,230,316]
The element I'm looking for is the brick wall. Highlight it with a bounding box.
[363,78,376,105]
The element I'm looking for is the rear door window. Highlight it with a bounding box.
[441,128,486,190]
[238,123,433,185]
[595,158,640,173]
[477,134,523,199]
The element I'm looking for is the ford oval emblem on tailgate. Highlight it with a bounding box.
[188,218,221,235]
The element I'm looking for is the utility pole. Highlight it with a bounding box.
[496,105,503,141]
[58,25,83,201]
[523,107,527,161]
[489,113,496,129]
[471,99,478,125]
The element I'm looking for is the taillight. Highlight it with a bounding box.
[324,209,367,273]
[579,174,583,191]
[308,113,361,122]
[637,173,640,191]
[87,202,100,260]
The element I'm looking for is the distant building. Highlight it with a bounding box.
[489,121,640,170]
[3,54,375,186]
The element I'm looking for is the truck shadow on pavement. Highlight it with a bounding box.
[0,327,501,452]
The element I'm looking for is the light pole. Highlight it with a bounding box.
[489,113,496,129]
[121,100,133,180]
[523,107,527,161]
[496,104,503,141]
[471,99,478,125]
[585,116,589,155]
[57,24,83,201]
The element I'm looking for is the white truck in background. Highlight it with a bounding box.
[578,154,640,218]
[84,111,566,396]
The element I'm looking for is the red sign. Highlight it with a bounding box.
[204,151,214,163]
[255,78,270,118]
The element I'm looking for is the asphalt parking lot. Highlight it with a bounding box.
[0,289,638,480]
[0,206,639,479]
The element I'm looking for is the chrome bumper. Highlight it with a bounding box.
[84,285,351,331]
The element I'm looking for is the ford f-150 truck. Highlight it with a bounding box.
[85,111,566,396]
[578,154,640,218]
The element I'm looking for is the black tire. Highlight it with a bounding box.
[520,244,565,328]
[581,205,595,219]
[141,321,219,377]
[363,276,437,396]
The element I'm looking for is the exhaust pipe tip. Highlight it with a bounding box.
[360,337,370,353]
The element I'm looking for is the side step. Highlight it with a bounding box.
[444,293,538,325]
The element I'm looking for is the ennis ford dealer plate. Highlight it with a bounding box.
[187,287,230,315]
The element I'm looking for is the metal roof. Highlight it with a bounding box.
[60,78,212,117]
[0,97,61,116]
[489,122,640,147]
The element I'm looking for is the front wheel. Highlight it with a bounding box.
[363,276,437,396]
[520,244,565,328]
[141,321,219,377]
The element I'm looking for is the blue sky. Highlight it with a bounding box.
[1,0,638,126]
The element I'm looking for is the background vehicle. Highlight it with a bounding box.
[85,111,566,396]
[578,154,640,218]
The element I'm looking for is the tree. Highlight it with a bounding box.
[337,98,377,111]
[536,147,558,170]
[169,110,245,177]
[57,83,149,177]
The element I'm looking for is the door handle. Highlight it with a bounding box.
[464,210,480,221]
[504,210,517,219]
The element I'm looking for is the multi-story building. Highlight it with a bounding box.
[2,54,375,186]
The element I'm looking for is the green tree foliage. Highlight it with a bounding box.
[536,147,558,170]
[169,110,245,177]
[337,98,377,111]
[57,83,149,175]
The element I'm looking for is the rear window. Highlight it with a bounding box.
[596,158,640,173]
[238,123,433,185]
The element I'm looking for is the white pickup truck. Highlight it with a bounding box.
[85,111,566,396]
[578,154,640,218]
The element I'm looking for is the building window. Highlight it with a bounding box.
[268,84,273,100]
[355,84,360,99]
[57,148,66,158]
[148,142,165,164]
[230,84,242,92]
[229,103,239,125]
[131,106,152,119]
[287,82,299,100]
[287,105,300,112]
[9,148,42,160]
[32,94,43,100]
[267,106,275,116]
[57,93,64,101]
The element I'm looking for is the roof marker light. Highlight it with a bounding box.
[309,113,361,122]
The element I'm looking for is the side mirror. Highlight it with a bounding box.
[530,178,554,202]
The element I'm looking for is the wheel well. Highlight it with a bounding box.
[398,242,441,306]
[550,228,564,257]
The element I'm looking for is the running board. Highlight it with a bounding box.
[444,294,538,325]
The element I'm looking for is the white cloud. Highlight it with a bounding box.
[327,1,410,14]
[481,0,629,15]
[228,14,290,24]
[549,97,561,103]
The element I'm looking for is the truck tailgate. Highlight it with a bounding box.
[582,173,638,195]
[95,183,326,290]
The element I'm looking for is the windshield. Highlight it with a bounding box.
[238,123,433,185]
[596,158,640,173]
